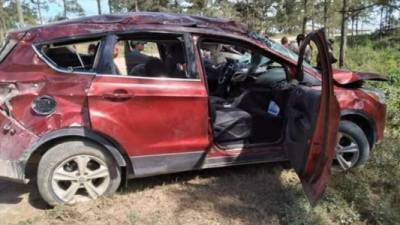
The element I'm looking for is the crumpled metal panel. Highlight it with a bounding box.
[335,87,386,142]
[0,159,27,183]
[8,12,249,43]
[0,38,93,162]
[332,68,387,85]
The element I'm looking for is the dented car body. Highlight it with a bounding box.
[0,12,385,206]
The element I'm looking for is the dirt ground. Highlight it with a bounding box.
[0,179,48,225]
[1,163,314,225]
[2,143,397,225]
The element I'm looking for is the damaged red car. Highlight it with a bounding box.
[0,12,384,206]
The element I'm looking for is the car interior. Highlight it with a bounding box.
[40,39,100,72]
[112,34,191,79]
[199,39,311,148]
[40,34,194,81]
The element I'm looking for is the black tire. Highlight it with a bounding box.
[37,140,121,206]
[335,120,370,171]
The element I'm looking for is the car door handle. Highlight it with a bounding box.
[102,89,133,101]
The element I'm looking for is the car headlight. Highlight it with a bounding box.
[360,87,386,104]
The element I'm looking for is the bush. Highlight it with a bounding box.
[326,32,400,225]
[337,34,400,137]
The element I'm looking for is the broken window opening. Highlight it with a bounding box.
[38,39,101,73]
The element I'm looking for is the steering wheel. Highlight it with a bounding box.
[218,61,235,85]
[215,61,236,97]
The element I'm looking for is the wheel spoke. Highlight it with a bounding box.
[84,182,100,199]
[87,166,109,179]
[75,156,90,175]
[62,182,80,202]
[53,168,78,181]
[337,154,351,170]
[337,143,358,153]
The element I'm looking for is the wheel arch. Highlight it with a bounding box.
[340,109,376,148]
[22,127,132,178]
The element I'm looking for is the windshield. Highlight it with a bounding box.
[249,32,314,69]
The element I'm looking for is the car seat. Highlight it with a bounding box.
[210,96,252,145]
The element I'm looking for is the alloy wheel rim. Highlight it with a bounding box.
[51,155,110,204]
[334,132,360,171]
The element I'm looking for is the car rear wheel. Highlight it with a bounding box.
[37,140,121,206]
[333,120,370,171]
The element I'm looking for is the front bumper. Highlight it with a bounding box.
[0,159,28,183]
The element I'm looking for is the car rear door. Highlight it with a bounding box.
[87,33,210,176]
[285,29,340,205]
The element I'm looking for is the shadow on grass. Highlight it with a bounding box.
[1,160,370,225]
[0,180,49,210]
[122,162,329,225]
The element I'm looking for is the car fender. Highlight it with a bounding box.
[21,127,128,168]
[340,109,377,145]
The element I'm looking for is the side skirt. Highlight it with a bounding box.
[128,150,287,178]
[129,151,206,178]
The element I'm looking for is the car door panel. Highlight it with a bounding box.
[285,29,340,204]
[88,34,210,176]
[88,76,209,156]
[285,86,320,173]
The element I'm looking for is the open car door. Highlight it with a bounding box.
[285,29,340,205]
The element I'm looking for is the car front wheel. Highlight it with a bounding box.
[333,120,370,171]
[37,140,121,206]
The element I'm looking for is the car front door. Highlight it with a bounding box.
[285,29,340,204]
[87,33,210,177]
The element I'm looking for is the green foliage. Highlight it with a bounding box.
[0,1,38,32]
[326,33,400,225]
[329,138,400,225]
[109,0,171,13]
[63,0,84,16]
[341,34,400,137]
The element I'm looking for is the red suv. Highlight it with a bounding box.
[0,13,385,206]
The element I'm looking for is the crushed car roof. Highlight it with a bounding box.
[8,12,249,41]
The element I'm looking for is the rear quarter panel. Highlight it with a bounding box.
[0,39,93,160]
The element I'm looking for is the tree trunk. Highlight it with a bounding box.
[0,22,4,42]
[108,0,112,13]
[36,1,43,24]
[0,0,4,41]
[134,0,139,12]
[339,0,347,68]
[386,7,393,29]
[16,0,24,25]
[62,0,67,18]
[96,0,102,15]
[311,17,315,31]
[351,16,354,42]
[355,15,358,36]
[323,0,328,27]
[302,0,308,34]
[379,6,384,39]
[246,0,250,27]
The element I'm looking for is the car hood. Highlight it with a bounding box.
[332,69,388,85]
